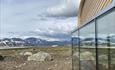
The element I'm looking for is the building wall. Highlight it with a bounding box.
[78,0,113,26]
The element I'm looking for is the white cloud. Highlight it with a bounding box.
[47,0,81,17]
[0,17,77,41]
[31,17,77,40]
[0,0,79,41]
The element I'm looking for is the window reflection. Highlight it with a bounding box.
[80,21,96,70]
[97,9,115,70]
[72,7,115,70]
[72,31,80,70]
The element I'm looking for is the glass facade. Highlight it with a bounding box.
[72,7,115,70]
[97,8,115,70]
[72,31,79,70]
[79,21,96,70]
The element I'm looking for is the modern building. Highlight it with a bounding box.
[72,0,115,70]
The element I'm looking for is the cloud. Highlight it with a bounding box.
[0,17,77,41]
[0,0,79,41]
[30,17,77,40]
[47,0,81,17]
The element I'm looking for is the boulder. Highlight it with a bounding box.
[0,55,4,61]
[80,51,95,60]
[73,52,79,57]
[19,51,33,56]
[98,55,109,69]
[73,51,96,70]
[4,56,17,61]
[99,55,108,60]
[73,51,95,60]
[24,52,33,56]
[27,52,52,61]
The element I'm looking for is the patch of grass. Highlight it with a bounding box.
[0,46,71,56]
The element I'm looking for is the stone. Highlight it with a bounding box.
[0,55,4,61]
[4,56,17,61]
[24,52,33,56]
[80,51,95,60]
[73,51,96,70]
[27,52,52,61]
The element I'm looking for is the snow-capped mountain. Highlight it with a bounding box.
[0,37,71,47]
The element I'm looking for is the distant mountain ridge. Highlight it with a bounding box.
[0,37,71,47]
[1,36,115,47]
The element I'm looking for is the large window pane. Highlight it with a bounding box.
[80,21,96,70]
[97,8,115,70]
[72,31,80,70]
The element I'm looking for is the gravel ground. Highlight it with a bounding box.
[0,56,72,70]
[0,49,72,70]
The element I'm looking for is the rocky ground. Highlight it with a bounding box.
[0,46,72,70]
[0,57,72,70]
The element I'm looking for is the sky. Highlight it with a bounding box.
[0,0,81,41]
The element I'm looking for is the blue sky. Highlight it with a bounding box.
[0,0,80,41]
